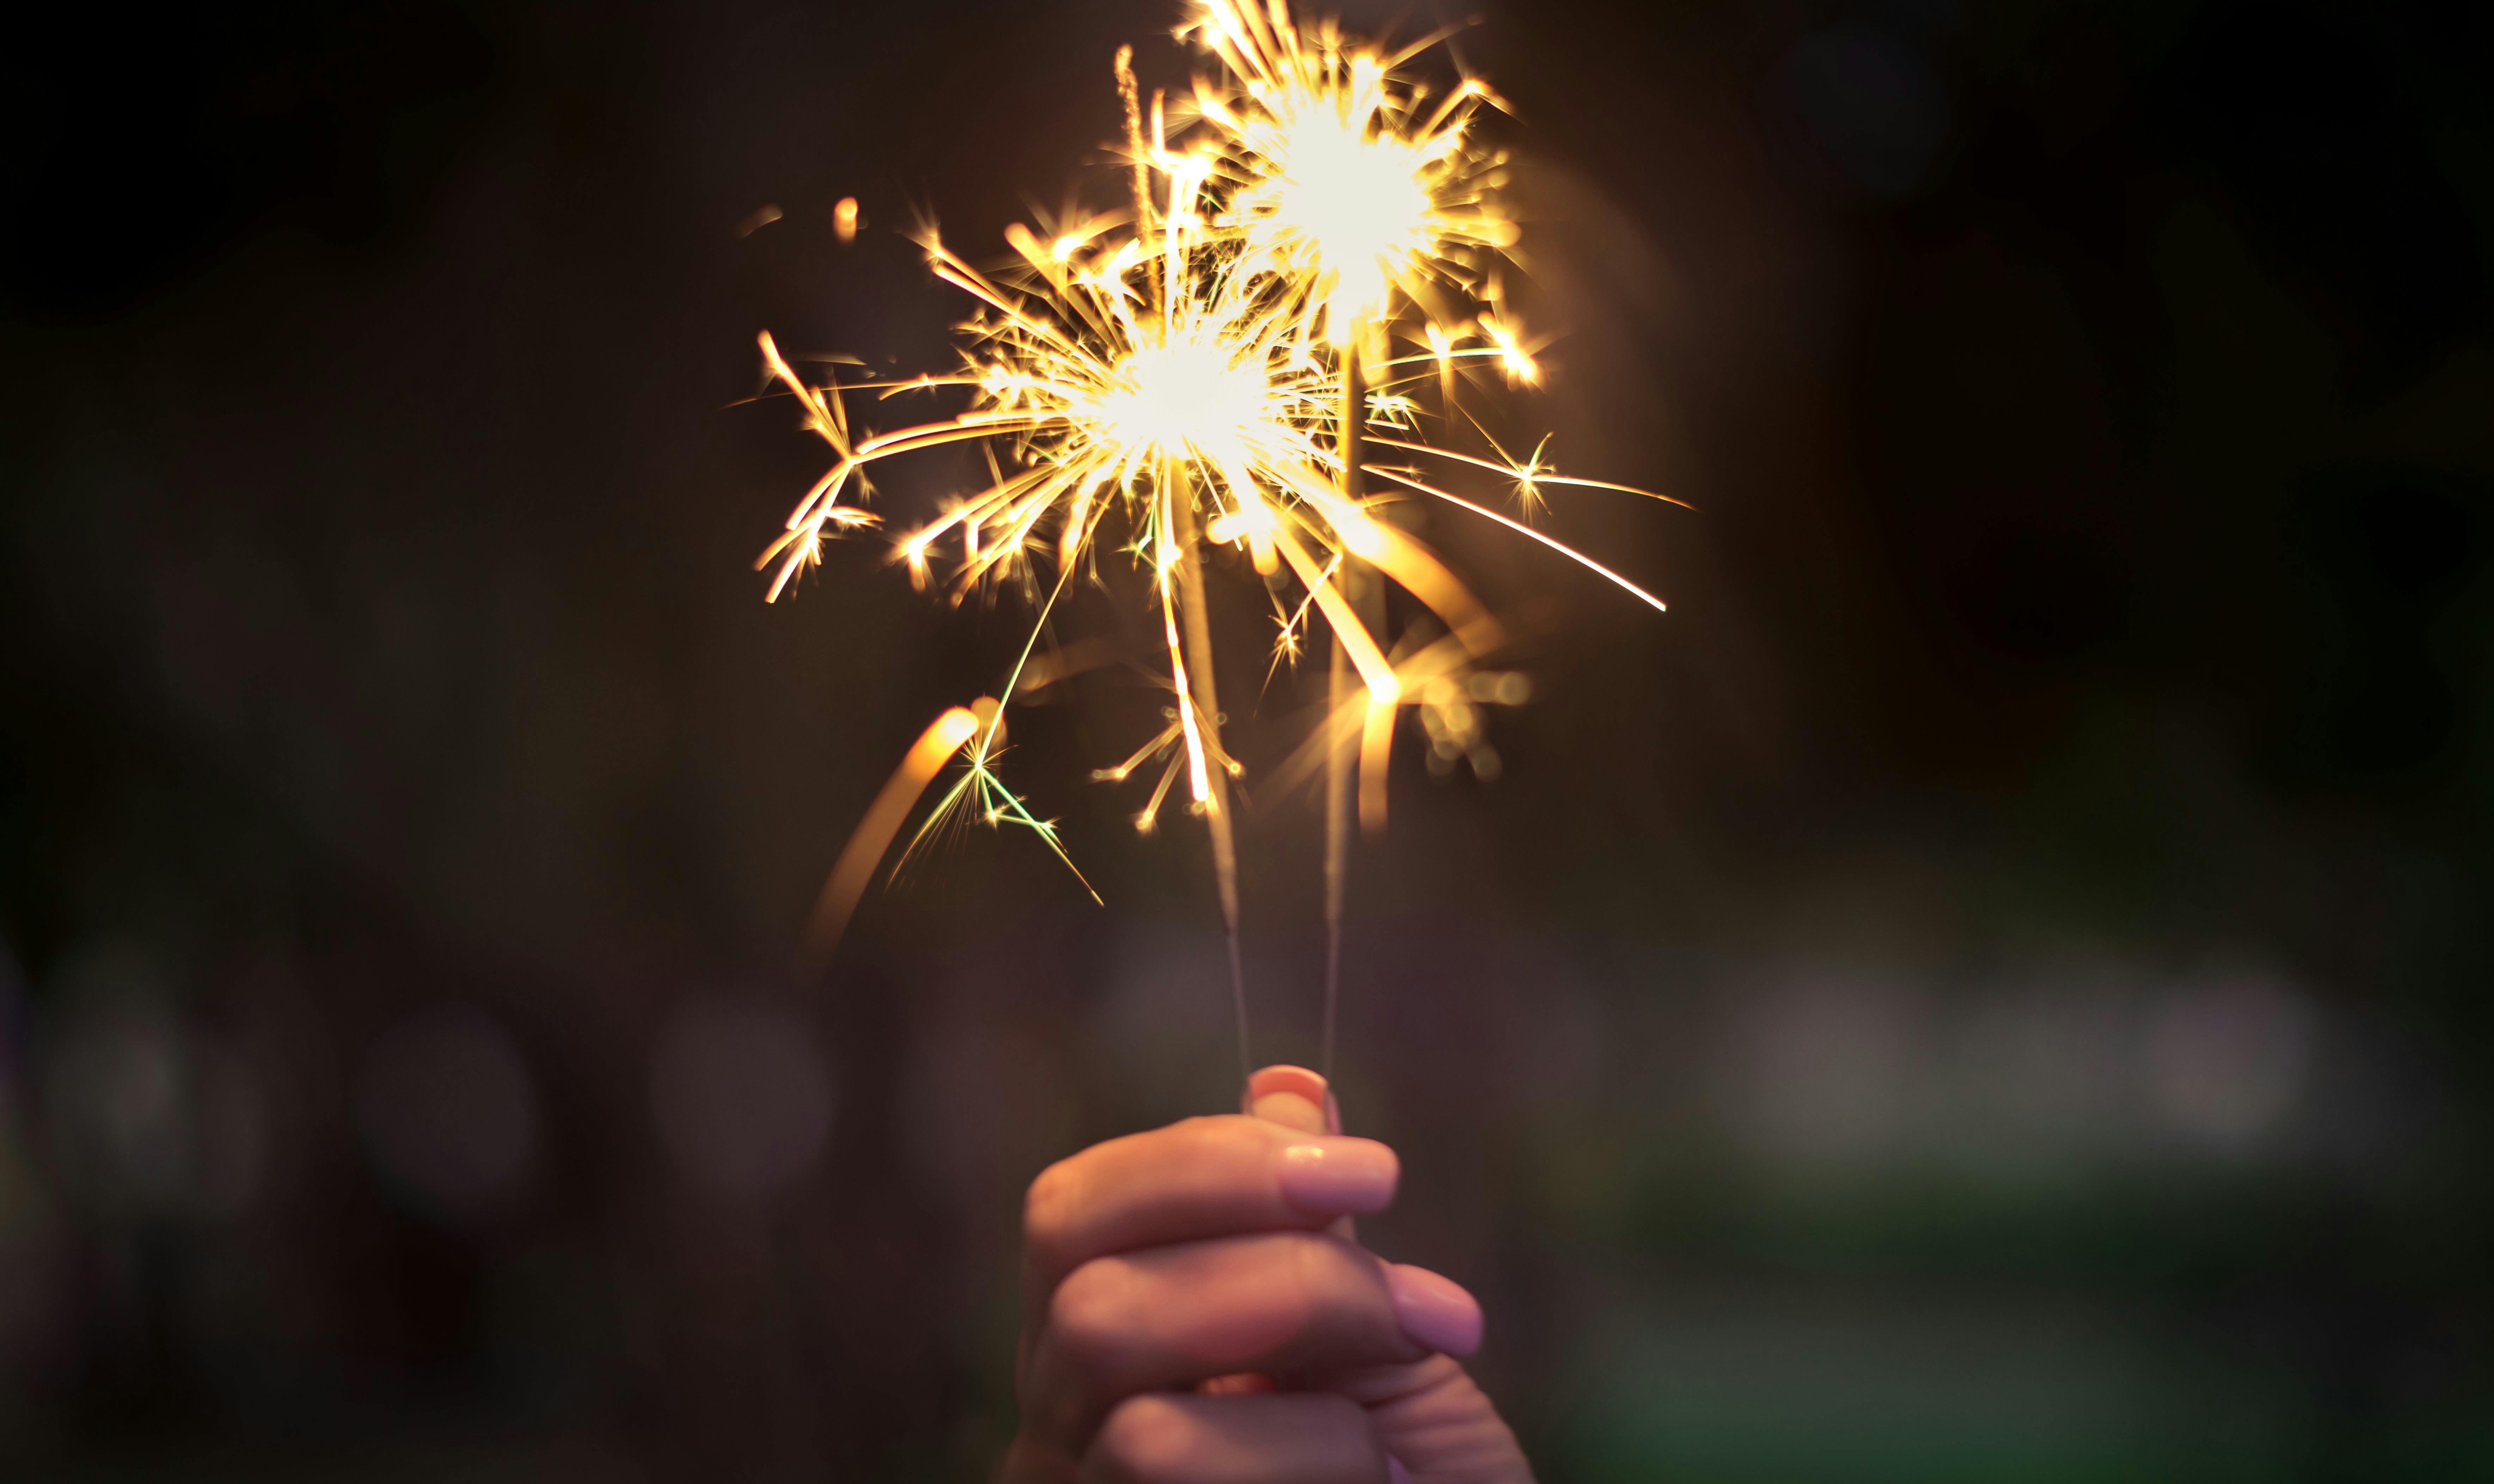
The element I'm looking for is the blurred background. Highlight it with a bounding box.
[4,0,2490,1478]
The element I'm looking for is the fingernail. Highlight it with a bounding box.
[1248,1065,1330,1106]
[1385,1263,1483,1357]
[1275,1138,1398,1214]
[1387,1457,1412,1484]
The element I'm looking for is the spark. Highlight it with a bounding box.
[757,1,1687,1084]
[1187,0,1516,343]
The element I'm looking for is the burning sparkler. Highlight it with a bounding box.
[753,0,1683,1080]
[1186,0,1515,345]
[1182,0,1523,1074]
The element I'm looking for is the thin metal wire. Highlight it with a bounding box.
[1320,344,1367,1087]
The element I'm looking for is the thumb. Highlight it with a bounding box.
[1242,1067,1533,1483]
[1244,1064,1353,1240]
[1241,1062,1340,1135]
[1196,1064,1355,1399]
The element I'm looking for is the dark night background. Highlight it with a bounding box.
[3,0,2490,1478]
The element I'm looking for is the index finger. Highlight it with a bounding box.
[1023,1116,1398,1301]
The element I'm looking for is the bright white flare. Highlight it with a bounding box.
[1236,103,1434,325]
[1099,333,1274,462]
[1189,1,1515,343]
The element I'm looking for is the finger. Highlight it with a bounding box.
[1081,1392,1388,1484]
[1235,1084,1522,1483]
[1210,1067,1345,1394]
[1025,1230,1435,1453]
[1023,1116,1397,1298]
[1241,1063,1335,1134]
[1328,1355,1533,1484]
[1239,1065,1352,1280]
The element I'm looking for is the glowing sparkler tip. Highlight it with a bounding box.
[775,0,1681,968]
[1099,333,1272,462]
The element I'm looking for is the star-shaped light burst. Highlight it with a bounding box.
[1186,0,1515,344]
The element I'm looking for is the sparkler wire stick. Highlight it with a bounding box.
[1129,40,1258,1081]
[1323,619,1350,1083]
[1165,463,1254,1085]
[1321,333,1366,1084]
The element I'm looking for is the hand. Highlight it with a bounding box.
[999,1065,1535,1484]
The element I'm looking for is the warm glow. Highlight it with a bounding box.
[1480,312,1540,384]
[761,0,1684,987]
[1193,0,1516,344]
[1242,106,1432,321]
[1096,335,1272,463]
[1203,504,1273,544]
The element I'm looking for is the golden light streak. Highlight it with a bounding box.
[1365,465,1672,615]
[1017,635,1117,693]
[1477,309,1541,384]
[1366,433,1698,514]
[1270,524,1398,700]
[801,703,984,966]
[1358,694,1397,833]
[1158,487,1217,808]
[1092,716,1185,784]
[1268,628,1484,813]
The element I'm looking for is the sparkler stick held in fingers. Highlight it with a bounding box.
[1186,0,1513,1074]
[1323,591,1353,1082]
[1129,43,1254,1081]
[1165,459,1254,1084]
[751,0,1684,1091]
[1323,328,1367,1082]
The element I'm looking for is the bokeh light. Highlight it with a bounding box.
[356,1004,539,1221]
[649,1000,834,1196]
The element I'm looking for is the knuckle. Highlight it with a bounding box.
[1311,1392,1387,1459]
[1023,1158,1078,1257]
[1278,1232,1392,1348]
[1298,1395,1391,1484]
[1273,1232,1331,1320]
[1046,1258,1128,1369]
[1287,1237,1347,1327]
[1090,1395,1194,1482]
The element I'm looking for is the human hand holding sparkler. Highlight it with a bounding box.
[1001,1067,1533,1484]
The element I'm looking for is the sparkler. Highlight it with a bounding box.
[753,0,1683,1082]
[1184,0,1515,1076]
